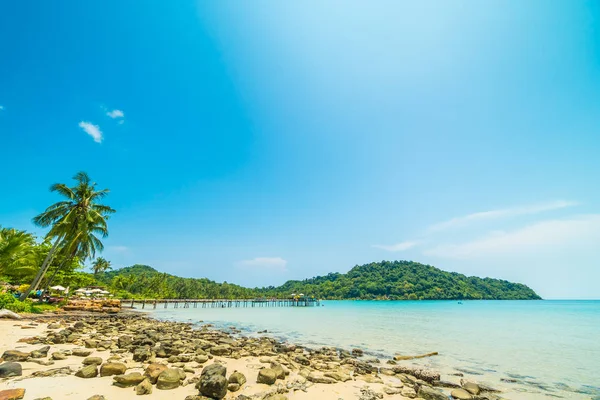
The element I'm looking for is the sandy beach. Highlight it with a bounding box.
[0,313,490,400]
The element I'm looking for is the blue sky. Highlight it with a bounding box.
[1,1,599,299]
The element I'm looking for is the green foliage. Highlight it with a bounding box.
[258,260,541,300]
[99,261,541,300]
[0,292,33,312]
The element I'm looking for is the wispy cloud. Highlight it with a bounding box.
[107,245,129,253]
[78,121,103,143]
[372,241,418,252]
[427,200,578,233]
[424,214,600,259]
[236,257,288,271]
[106,109,124,119]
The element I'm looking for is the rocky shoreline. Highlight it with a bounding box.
[0,312,502,400]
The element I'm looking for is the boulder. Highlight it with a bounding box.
[72,349,93,357]
[418,385,448,400]
[324,370,351,382]
[352,348,364,357]
[269,362,286,379]
[257,368,278,385]
[133,347,152,362]
[210,345,231,356]
[462,382,481,395]
[194,355,209,364]
[87,396,105,400]
[100,362,127,376]
[113,372,146,387]
[197,363,228,399]
[294,355,310,366]
[0,389,25,400]
[263,395,288,400]
[307,372,336,384]
[0,362,22,378]
[144,363,167,384]
[451,388,473,399]
[75,365,98,378]
[156,368,182,390]
[30,346,50,358]
[136,379,153,395]
[1,351,29,362]
[82,357,103,365]
[51,352,67,360]
[228,371,247,386]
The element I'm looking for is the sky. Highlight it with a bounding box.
[1,1,599,299]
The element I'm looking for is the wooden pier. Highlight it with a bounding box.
[122,298,321,310]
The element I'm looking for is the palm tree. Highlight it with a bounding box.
[92,257,112,276]
[20,172,115,300]
[0,227,37,279]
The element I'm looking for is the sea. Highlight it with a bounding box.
[148,300,600,399]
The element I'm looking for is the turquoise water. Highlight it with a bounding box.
[149,300,600,399]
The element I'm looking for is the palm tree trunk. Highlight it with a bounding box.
[19,237,62,301]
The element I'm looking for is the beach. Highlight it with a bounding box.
[0,312,486,400]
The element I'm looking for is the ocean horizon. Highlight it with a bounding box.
[148,299,600,400]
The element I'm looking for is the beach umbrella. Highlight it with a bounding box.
[50,285,66,291]
[100,290,110,294]
[75,288,86,293]
[90,288,103,293]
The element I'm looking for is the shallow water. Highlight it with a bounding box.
[148,300,600,399]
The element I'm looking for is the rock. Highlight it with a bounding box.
[136,379,153,395]
[462,382,481,395]
[133,347,152,362]
[87,396,105,400]
[324,370,351,382]
[47,322,60,329]
[0,389,25,400]
[0,362,22,378]
[83,357,103,365]
[118,335,133,348]
[228,383,240,392]
[0,310,22,320]
[392,365,440,383]
[358,387,383,400]
[194,355,209,364]
[197,363,228,399]
[294,355,310,366]
[383,386,403,395]
[156,368,182,390]
[401,387,417,399]
[228,371,247,386]
[72,349,93,357]
[352,348,364,356]
[144,363,167,384]
[29,367,72,378]
[113,372,146,387]
[307,372,336,384]
[210,345,231,356]
[33,398,53,400]
[28,359,54,366]
[257,368,278,385]
[451,388,473,399]
[263,395,288,400]
[75,364,98,378]
[418,385,448,400]
[51,352,67,360]
[357,374,383,384]
[269,362,286,379]
[1,350,29,362]
[100,362,127,376]
[30,346,50,358]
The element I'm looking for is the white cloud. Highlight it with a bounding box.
[236,257,288,271]
[424,214,600,259]
[427,200,578,233]
[106,109,124,119]
[372,241,418,252]
[107,246,129,253]
[78,121,103,143]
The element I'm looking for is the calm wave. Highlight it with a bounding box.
[148,300,600,399]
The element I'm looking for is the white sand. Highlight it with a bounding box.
[0,319,407,399]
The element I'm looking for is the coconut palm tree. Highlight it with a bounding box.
[0,227,37,279]
[20,172,115,300]
[92,257,112,276]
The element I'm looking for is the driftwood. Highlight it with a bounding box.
[0,309,22,320]
[394,351,438,361]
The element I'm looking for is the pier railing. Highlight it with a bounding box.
[122,298,320,309]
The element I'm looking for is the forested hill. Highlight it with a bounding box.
[99,261,541,300]
[258,260,541,300]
